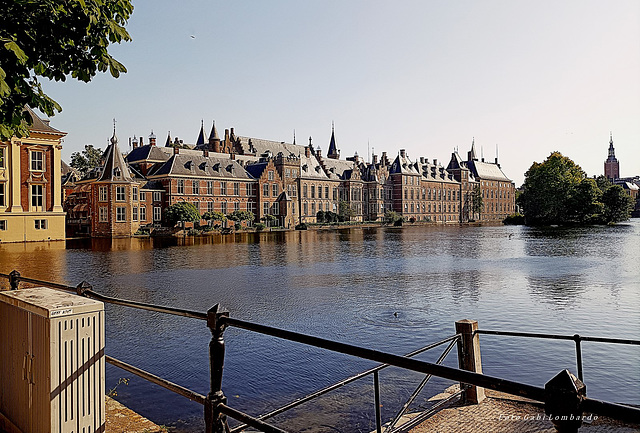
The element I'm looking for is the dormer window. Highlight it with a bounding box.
[315,165,321,172]
[113,167,121,177]
[213,163,220,171]
[226,164,233,173]
[302,164,308,171]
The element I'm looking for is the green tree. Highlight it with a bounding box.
[600,185,634,224]
[384,210,401,225]
[1,0,133,139]
[567,178,603,224]
[338,200,355,222]
[70,144,102,177]
[518,152,586,225]
[202,211,226,228]
[471,185,483,220]
[164,202,200,226]
[261,214,277,227]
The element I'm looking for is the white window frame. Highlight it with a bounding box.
[153,191,161,202]
[99,186,108,202]
[132,206,138,221]
[99,206,108,222]
[132,186,139,201]
[34,219,47,230]
[116,207,126,222]
[31,184,44,210]
[153,206,162,222]
[0,183,5,207]
[116,186,126,202]
[139,206,147,222]
[0,220,6,230]
[30,150,44,172]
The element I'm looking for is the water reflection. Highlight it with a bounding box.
[0,222,638,431]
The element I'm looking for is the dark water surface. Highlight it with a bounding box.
[1,221,639,432]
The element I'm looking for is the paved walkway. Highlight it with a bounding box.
[399,386,640,433]
[106,396,166,433]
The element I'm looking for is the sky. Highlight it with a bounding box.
[44,0,640,187]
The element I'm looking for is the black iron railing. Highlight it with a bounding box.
[2,270,639,433]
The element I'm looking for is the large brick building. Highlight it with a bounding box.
[64,122,516,237]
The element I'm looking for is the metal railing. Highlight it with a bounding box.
[2,270,639,433]
[475,329,640,382]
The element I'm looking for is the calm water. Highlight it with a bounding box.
[1,222,639,432]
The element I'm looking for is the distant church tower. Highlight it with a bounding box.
[604,132,619,181]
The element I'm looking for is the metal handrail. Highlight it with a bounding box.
[475,329,640,345]
[219,315,548,402]
[230,334,462,433]
[385,337,458,433]
[475,329,640,383]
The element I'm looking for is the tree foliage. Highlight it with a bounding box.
[338,200,355,222]
[164,202,200,226]
[202,211,226,223]
[383,210,401,225]
[471,185,483,220]
[518,152,632,225]
[1,0,133,139]
[601,185,634,224]
[70,144,102,177]
[227,210,255,224]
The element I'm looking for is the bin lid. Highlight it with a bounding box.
[0,287,104,318]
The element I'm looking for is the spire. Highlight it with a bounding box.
[327,122,339,160]
[467,137,477,161]
[196,120,205,146]
[98,121,133,182]
[165,131,171,147]
[293,129,296,145]
[607,132,617,160]
[209,121,219,141]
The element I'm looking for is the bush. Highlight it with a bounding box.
[409,217,416,223]
[393,218,403,226]
[295,223,308,230]
[254,222,266,231]
[503,213,525,225]
[234,223,242,231]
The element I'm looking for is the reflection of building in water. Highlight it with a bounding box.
[63,122,517,238]
[0,108,66,242]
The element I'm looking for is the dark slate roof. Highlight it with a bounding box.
[390,152,420,175]
[25,107,66,136]
[97,131,134,182]
[150,154,255,180]
[276,191,292,202]
[245,162,268,178]
[126,145,171,163]
[237,136,307,157]
[196,123,206,147]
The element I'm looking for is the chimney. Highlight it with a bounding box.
[316,147,322,158]
[173,147,179,155]
[231,153,235,160]
[132,136,138,148]
[433,159,438,165]
[305,147,311,158]
[400,149,406,158]
[372,154,378,164]
[149,131,157,146]
[225,129,230,142]
[140,136,144,146]
[420,157,424,164]
[203,149,209,157]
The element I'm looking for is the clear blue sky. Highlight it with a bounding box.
[46,0,640,186]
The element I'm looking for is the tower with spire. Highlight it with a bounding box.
[327,122,340,160]
[604,132,619,181]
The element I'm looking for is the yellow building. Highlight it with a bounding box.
[0,108,66,242]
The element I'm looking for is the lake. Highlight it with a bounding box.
[1,221,638,432]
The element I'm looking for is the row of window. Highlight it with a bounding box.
[403,202,460,214]
[99,186,161,203]
[98,206,162,223]
[0,220,47,231]
[302,185,338,200]
[176,180,256,197]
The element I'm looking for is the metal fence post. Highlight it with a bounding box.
[205,304,229,433]
[455,319,485,404]
[9,270,20,290]
[573,335,583,382]
[373,371,382,433]
[545,369,586,433]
